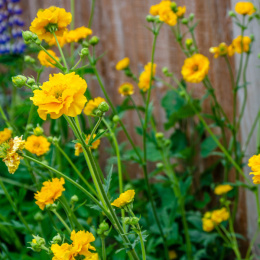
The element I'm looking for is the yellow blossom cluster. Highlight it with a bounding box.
[30,6,72,41]
[25,135,51,156]
[248,154,260,184]
[181,54,210,83]
[209,42,234,58]
[202,208,229,232]
[38,50,59,68]
[118,82,134,96]
[0,136,25,174]
[34,177,65,210]
[84,97,105,116]
[0,128,12,144]
[150,1,185,26]
[111,190,135,208]
[235,2,255,15]
[214,184,233,195]
[115,57,130,70]
[30,72,87,120]
[138,62,157,92]
[75,134,101,156]
[51,230,98,260]
[66,26,93,43]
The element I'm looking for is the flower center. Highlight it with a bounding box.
[45,23,58,33]
[193,64,199,72]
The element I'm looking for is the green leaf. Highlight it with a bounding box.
[103,165,113,195]
[200,135,219,158]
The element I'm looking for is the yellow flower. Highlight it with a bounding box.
[84,253,99,260]
[169,250,177,259]
[51,243,76,260]
[47,33,68,48]
[181,54,210,83]
[25,135,51,156]
[66,26,93,43]
[0,128,12,144]
[34,177,65,210]
[75,134,101,156]
[30,72,87,120]
[176,6,186,18]
[37,50,59,68]
[248,154,260,172]
[0,136,25,174]
[71,230,96,257]
[211,208,229,224]
[250,172,260,184]
[202,218,215,232]
[138,62,157,92]
[111,190,135,208]
[232,35,251,53]
[214,184,233,195]
[118,82,134,96]
[30,6,72,41]
[209,42,230,58]
[115,57,130,70]
[84,97,105,116]
[235,2,255,15]
[203,211,211,219]
[228,44,235,56]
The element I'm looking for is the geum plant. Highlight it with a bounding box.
[1,0,260,260]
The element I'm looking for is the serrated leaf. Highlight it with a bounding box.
[103,165,113,195]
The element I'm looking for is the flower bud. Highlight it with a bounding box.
[99,221,109,231]
[24,55,35,63]
[122,217,130,225]
[179,90,186,97]
[95,109,103,117]
[70,195,79,203]
[146,15,155,22]
[47,136,53,143]
[82,41,90,48]
[170,2,178,12]
[258,53,260,59]
[46,203,57,211]
[51,233,62,244]
[29,235,46,252]
[228,11,236,17]
[250,34,255,42]
[189,13,195,21]
[80,48,89,57]
[35,39,42,45]
[33,126,44,136]
[155,132,164,139]
[26,124,34,131]
[130,217,139,225]
[181,18,189,25]
[12,75,27,87]
[162,67,169,75]
[156,162,164,169]
[22,30,33,42]
[113,115,120,123]
[98,102,110,113]
[185,38,193,48]
[27,77,36,86]
[89,36,100,46]
[34,212,44,222]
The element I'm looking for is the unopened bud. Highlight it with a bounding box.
[89,36,99,46]
[22,30,33,42]
[51,234,62,244]
[113,115,120,123]
[155,132,164,139]
[99,221,109,231]
[26,124,34,131]
[12,75,27,87]
[46,203,57,211]
[189,13,195,21]
[181,18,189,25]
[24,55,35,63]
[156,162,164,169]
[162,67,169,75]
[146,15,155,22]
[70,195,79,203]
[98,102,110,113]
[250,34,255,42]
[34,212,44,221]
[80,48,89,57]
[27,77,36,86]
[170,2,178,12]
[228,11,236,17]
[47,136,53,143]
[185,38,193,47]
[33,126,44,136]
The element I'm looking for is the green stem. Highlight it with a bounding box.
[52,210,72,233]
[53,32,69,72]
[39,44,64,70]
[129,95,143,127]
[142,26,169,260]
[88,117,102,145]
[88,0,96,28]
[71,57,82,70]
[0,177,36,192]
[245,226,259,259]
[101,237,106,260]
[0,178,32,233]
[102,118,126,232]
[54,142,97,196]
